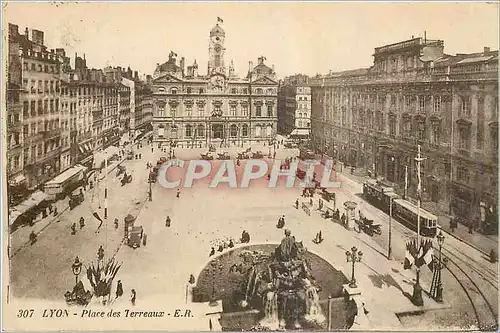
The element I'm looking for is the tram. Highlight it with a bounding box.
[363,180,438,237]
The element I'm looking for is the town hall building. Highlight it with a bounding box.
[151,22,279,148]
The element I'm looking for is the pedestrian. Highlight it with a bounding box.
[29,231,37,245]
[151,147,154,153]
[468,222,473,234]
[176,189,180,198]
[309,198,313,206]
[295,198,299,209]
[114,218,119,229]
[449,217,455,233]
[209,247,215,256]
[166,216,171,227]
[273,151,276,159]
[79,217,85,229]
[97,245,104,261]
[116,280,123,299]
[48,203,53,214]
[130,289,136,306]
[71,223,77,235]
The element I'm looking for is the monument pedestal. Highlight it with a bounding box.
[343,284,370,330]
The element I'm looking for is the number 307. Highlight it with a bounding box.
[17,309,34,318]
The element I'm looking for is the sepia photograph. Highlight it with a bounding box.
[2,1,499,331]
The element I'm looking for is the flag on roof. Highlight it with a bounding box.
[217,17,223,23]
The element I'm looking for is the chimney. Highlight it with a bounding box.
[134,71,138,79]
[25,27,29,38]
[248,61,253,73]
[31,29,44,45]
[484,47,490,53]
[180,57,185,74]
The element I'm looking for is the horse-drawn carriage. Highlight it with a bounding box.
[237,151,250,159]
[116,165,126,177]
[121,174,133,186]
[69,188,84,210]
[200,152,214,160]
[217,152,230,160]
[128,226,145,249]
[252,151,264,159]
[355,216,382,236]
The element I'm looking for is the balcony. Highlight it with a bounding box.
[41,128,61,140]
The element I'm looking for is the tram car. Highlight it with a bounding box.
[363,180,438,237]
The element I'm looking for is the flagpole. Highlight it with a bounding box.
[412,144,425,306]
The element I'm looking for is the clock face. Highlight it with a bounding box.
[214,45,222,53]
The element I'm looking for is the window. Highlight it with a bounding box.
[460,97,470,117]
[255,126,262,137]
[417,121,425,140]
[186,87,192,94]
[230,105,236,116]
[391,95,396,107]
[230,125,238,137]
[186,105,192,117]
[185,125,192,137]
[433,96,441,113]
[457,166,470,183]
[242,88,248,94]
[242,105,248,116]
[405,96,412,109]
[256,88,263,95]
[44,65,48,73]
[158,126,165,137]
[267,88,273,95]
[430,125,440,144]
[158,87,165,93]
[23,102,29,117]
[477,98,484,149]
[267,105,273,117]
[199,88,205,94]
[231,88,237,94]
[171,88,178,94]
[298,97,302,101]
[242,124,248,137]
[31,63,36,71]
[418,96,425,112]
[458,127,470,150]
[158,104,165,117]
[170,105,177,118]
[197,125,205,137]
[389,117,396,136]
[256,105,262,117]
[198,105,204,117]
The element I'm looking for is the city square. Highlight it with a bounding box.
[3,2,499,332]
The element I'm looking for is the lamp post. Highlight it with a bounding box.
[345,246,363,288]
[71,256,82,284]
[435,231,445,303]
[148,168,153,202]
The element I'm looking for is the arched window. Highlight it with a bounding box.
[185,125,192,137]
[231,88,237,94]
[255,126,262,137]
[170,87,178,94]
[267,88,273,95]
[186,87,192,94]
[158,125,165,137]
[158,87,165,93]
[197,124,205,137]
[230,124,238,137]
[242,124,249,137]
[199,88,205,94]
[256,88,263,95]
[266,125,272,136]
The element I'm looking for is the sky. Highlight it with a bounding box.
[3,2,499,79]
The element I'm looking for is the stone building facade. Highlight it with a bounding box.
[310,37,498,233]
[151,23,278,148]
[278,74,311,138]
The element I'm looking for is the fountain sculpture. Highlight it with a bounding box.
[237,230,326,330]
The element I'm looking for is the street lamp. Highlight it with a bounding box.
[345,247,363,288]
[434,231,446,303]
[148,168,153,202]
[71,256,82,284]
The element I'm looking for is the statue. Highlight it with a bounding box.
[276,229,298,262]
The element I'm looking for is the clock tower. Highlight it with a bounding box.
[208,23,226,75]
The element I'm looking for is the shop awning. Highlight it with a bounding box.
[45,164,87,187]
[9,174,26,185]
[9,190,47,225]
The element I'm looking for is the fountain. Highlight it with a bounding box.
[194,231,351,331]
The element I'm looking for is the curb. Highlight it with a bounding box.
[337,171,493,258]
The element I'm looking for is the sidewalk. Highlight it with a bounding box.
[335,165,498,256]
[9,157,128,258]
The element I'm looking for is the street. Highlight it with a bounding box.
[7,142,499,331]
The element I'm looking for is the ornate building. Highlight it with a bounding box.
[310,37,498,234]
[278,74,311,138]
[151,22,278,148]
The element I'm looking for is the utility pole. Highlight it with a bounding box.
[404,165,408,200]
[104,151,108,220]
[388,197,393,260]
[412,144,426,306]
